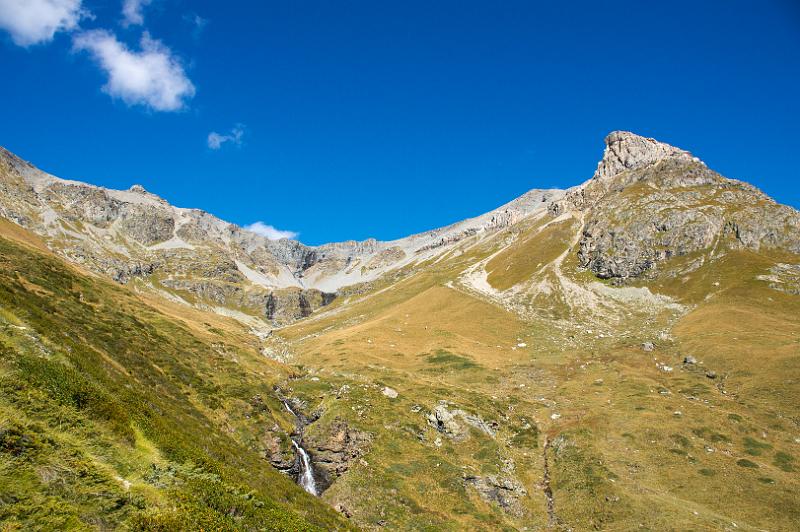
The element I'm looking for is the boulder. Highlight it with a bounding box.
[464,474,527,516]
[382,386,398,399]
[427,403,496,440]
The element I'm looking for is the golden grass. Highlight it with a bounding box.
[486,218,576,291]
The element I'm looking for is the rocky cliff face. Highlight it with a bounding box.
[591,131,697,182]
[550,132,800,280]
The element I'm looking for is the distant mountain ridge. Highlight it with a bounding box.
[0,145,560,323]
[1,131,798,325]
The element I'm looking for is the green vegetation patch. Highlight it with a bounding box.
[423,349,479,370]
[510,422,540,449]
[773,451,795,472]
[743,437,772,456]
[692,427,730,443]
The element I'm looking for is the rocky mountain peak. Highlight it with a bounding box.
[592,131,699,181]
[121,183,168,204]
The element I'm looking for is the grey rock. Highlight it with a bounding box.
[427,404,465,440]
[552,133,800,280]
[264,288,336,324]
[464,474,527,516]
[116,204,175,246]
[683,355,697,365]
[303,419,371,489]
[642,342,655,352]
[592,131,696,182]
[427,403,496,440]
[382,386,398,399]
[757,263,800,295]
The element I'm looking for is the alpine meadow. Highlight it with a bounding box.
[1,1,799,531]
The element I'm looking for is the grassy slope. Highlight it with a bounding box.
[2,172,799,531]
[275,217,800,530]
[0,221,351,531]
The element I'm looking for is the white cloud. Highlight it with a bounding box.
[207,125,244,150]
[0,0,89,46]
[244,222,299,241]
[121,0,152,27]
[72,29,195,111]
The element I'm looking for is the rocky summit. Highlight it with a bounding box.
[1,132,799,531]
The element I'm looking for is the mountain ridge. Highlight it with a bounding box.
[3,131,799,326]
[2,131,800,530]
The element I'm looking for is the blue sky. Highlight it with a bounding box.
[1,1,799,245]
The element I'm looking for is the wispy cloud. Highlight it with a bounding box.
[244,222,299,241]
[73,29,195,112]
[183,12,207,38]
[121,0,153,27]
[0,0,90,46]
[207,125,244,150]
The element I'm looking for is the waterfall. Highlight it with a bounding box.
[291,439,318,495]
[281,399,318,495]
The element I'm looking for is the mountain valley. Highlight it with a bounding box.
[1,131,799,531]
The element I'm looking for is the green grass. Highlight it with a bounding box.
[774,451,795,472]
[743,437,772,456]
[424,350,480,370]
[0,234,350,530]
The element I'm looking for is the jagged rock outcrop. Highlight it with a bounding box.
[303,419,371,489]
[264,288,336,324]
[261,423,296,471]
[551,132,800,280]
[427,402,497,441]
[110,261,160,284]
[464,474,528,516]
[592,131,697,182]
[117,204,176,246]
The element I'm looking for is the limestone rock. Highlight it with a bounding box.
[116,204,175,246]
[553,133,800,280]
[592,131,696,182]
[264,288,336,324]
[427,403,496,441]
[382,386,398,399]
[464,474,527,516]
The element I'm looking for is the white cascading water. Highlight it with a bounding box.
[282,400,318,495]
[291,439,318,495]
